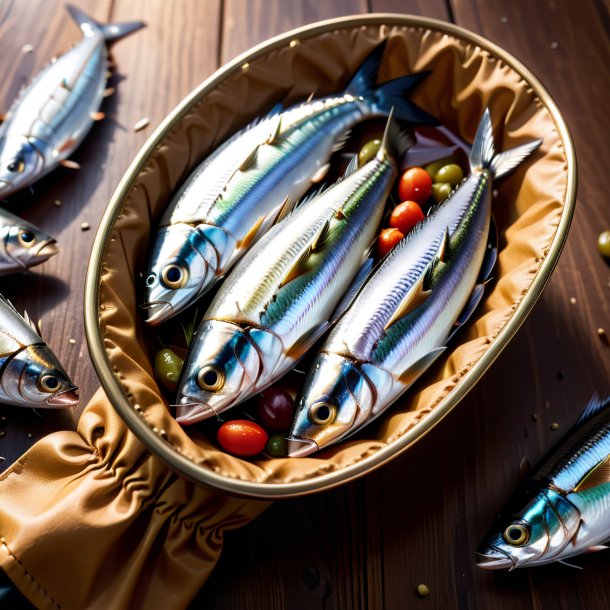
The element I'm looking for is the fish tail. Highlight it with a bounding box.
[470,107,542,179]
[376,108,415,163]
[345,41,438,126]
[66,4,146,43]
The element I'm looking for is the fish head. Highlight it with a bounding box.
[142,223,224,325]
[3,219,58,269]
[1,343,79,408]
[476,488,581,570]
[175,320,268,424]
[287,353,375,457]
[0,136,46,197]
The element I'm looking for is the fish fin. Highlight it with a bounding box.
[236,215,265,250]
[372,72,438,126]
[311,163,330,184]
[90,111,105,121]
[0,113,4,124]
[56,138,77,154]
[384,270,433,331]
[469,107,541,177]
[586,545,610,553]
[345,40,387,98]
[311,217,332,253]
[265,115,283,145]
[239,145,259,172]
[478,217,498,282]
[285,322,331,361]
[575,393,608,427]
[332,128,352,153]
[22,310,40,336]
[272,196,292,225]
[397,347,446,386]
[343,154,359,178]
[376,108,415,163]
[445,284,486,344]
[60,159,81,170]
[279,246,312,288]
[331,257,375,323]
[103,87,115,97]
[573,455,610,493]
[66,4,146,43]
[436,227,451,263]
[294,183,329,210]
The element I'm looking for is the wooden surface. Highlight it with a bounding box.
[0,0,608,608]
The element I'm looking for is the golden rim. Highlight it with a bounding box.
[84,14,577,499]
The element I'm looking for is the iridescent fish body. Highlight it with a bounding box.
[287,109,541,456]
[142,40,436,325]
[477,395,610,569]
[0,295,78,408]
[0,5,144,198]
[174,121,412,425]
[0,208,58,274]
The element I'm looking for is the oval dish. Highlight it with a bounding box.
[84,14,576,499]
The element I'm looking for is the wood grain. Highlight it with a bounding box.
[0,0,608,608]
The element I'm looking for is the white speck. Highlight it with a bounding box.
[550,41,559,50]
[69,338,76,344]
[27,433,32,438]
[53,199,61,207]
[21,43,34,54]
[81,222,90,231]
[569,297,576,304]
[500,16,508,23]
[133,117,150,132]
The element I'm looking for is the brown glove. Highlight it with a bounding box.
[0,388,269,610]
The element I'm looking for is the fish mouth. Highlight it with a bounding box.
[475,547,516,570]
[140,300,172,325]
[46,386,80,408]
[0,180,11,195]
[175,400,218,425]
[32,239,59,262]
[286,437,319,458]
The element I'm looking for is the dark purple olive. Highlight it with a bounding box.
[255,387,295,431]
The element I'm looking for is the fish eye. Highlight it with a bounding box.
[7,158,25,173]
[161,264,188,289]
[309,401,336,425]
[197,365,225,392]
[17,230,35,248]
[38,374,60,393]
[503,523,530,546]
[145,273,156,287]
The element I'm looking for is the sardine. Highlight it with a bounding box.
[0,208,58,274]
[141,40,436,325]
[477,395,610,569]
[175,119,412,425]
[0,295,78,408]
[0,5,144,198]
[287,109,541,457]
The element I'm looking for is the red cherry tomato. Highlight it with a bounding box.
[398,167,432,204]
[377,227,404,259]
[389,201,425,235]
[217,420,268,457]
[256,387,295,431]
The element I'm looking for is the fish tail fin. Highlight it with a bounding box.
[470,107,542,179]
[66,4,145,43]
[376,108,415,163]
[344,41,438,126]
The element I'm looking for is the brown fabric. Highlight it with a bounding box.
[0,388,268,610]
[0,20,570,610]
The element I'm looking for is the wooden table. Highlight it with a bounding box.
[0,0,608,608]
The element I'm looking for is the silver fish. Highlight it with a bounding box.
[0,295,78,408]
[141,40,436,325]
[0,5,144,198]
[0,208,58,273]
[174,120,412,425]
[477,395,610,569]
[287,109,541,457]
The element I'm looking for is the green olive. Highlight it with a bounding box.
[358,139,381,166]
[432,182,453,203]
[154,347,184,393]
[266,433,287,457]
[424,156,456,180]
[435,164,464,186]
[598,230,610,259]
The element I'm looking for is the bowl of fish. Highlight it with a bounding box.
[84,14,576,498]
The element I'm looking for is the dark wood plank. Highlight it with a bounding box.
[370,0,449,20]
